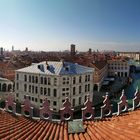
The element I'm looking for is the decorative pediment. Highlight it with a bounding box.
[133,87,140,110]
[60,97,74,121]
[101,92,112,118]
[21,95,33,117]
[82,94,94,120]
[117,90,128,115]
[40,98,52,120]
[5,93,16,113]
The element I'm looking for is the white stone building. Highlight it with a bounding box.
[15,61,94,112]
[0,77,13,100]
[108,59,130,77]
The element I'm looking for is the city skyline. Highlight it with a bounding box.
[0,0,140,52]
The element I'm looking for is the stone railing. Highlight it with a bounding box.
[0,87,140,121]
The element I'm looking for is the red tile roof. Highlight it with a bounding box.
[0,109,140,140]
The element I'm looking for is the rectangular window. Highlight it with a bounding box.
[79,76,82,83]
[53,101,57,106]
[24,84,27,92]
[29,76,31,82]
[16,74,19,80]
[16,83,19,90]
[79,86,81,94]
[88,75,90,81]
[48,88,50,96]
[88,84,90,91]
[29,85,31,93]
[35,87,38,94]
[24,95,26,99]
[32,86,34,93]
[73,99,75,106]
[54,89,57,97]
[41,77,43,84]
[24,75,27,82]
[35,98,38,102]
[62,100,65,103]
[44,77,47,84]
[54,78,57,86]
[85,85,87,92]
[44,88,47,95]
[85,75,87,82]
[48,78,51,85]
[73,77,76,84]
[32,97,34,101]
[40,87,43,95]
[73,87,76,95]
[40,99,43,103]
[32,76,34,83]
[79,97,81,105]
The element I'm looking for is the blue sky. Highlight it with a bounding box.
[0,0,140,51]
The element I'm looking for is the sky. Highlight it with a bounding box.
[0,0,140,52]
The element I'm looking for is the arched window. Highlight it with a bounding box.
[8,84,12,91]
[2,83,6,92]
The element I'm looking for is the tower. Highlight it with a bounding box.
[70,44,76,56]
[12,46,14,51]
[88,48,92,54]
[0,47,3,55]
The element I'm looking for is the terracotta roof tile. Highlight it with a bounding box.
[0,109,140,140]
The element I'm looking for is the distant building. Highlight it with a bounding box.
[0,77,13,100]
[25,47,28,52]
[108,59,130,77]
[119,52,140,61]
[0,47,4,61]
[15,61,94,112]
[12,46,14,51]
[88,48,92,55]
[91,61,108,91]
[70,44,76,56]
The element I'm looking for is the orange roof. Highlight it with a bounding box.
[0,109,140,140]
